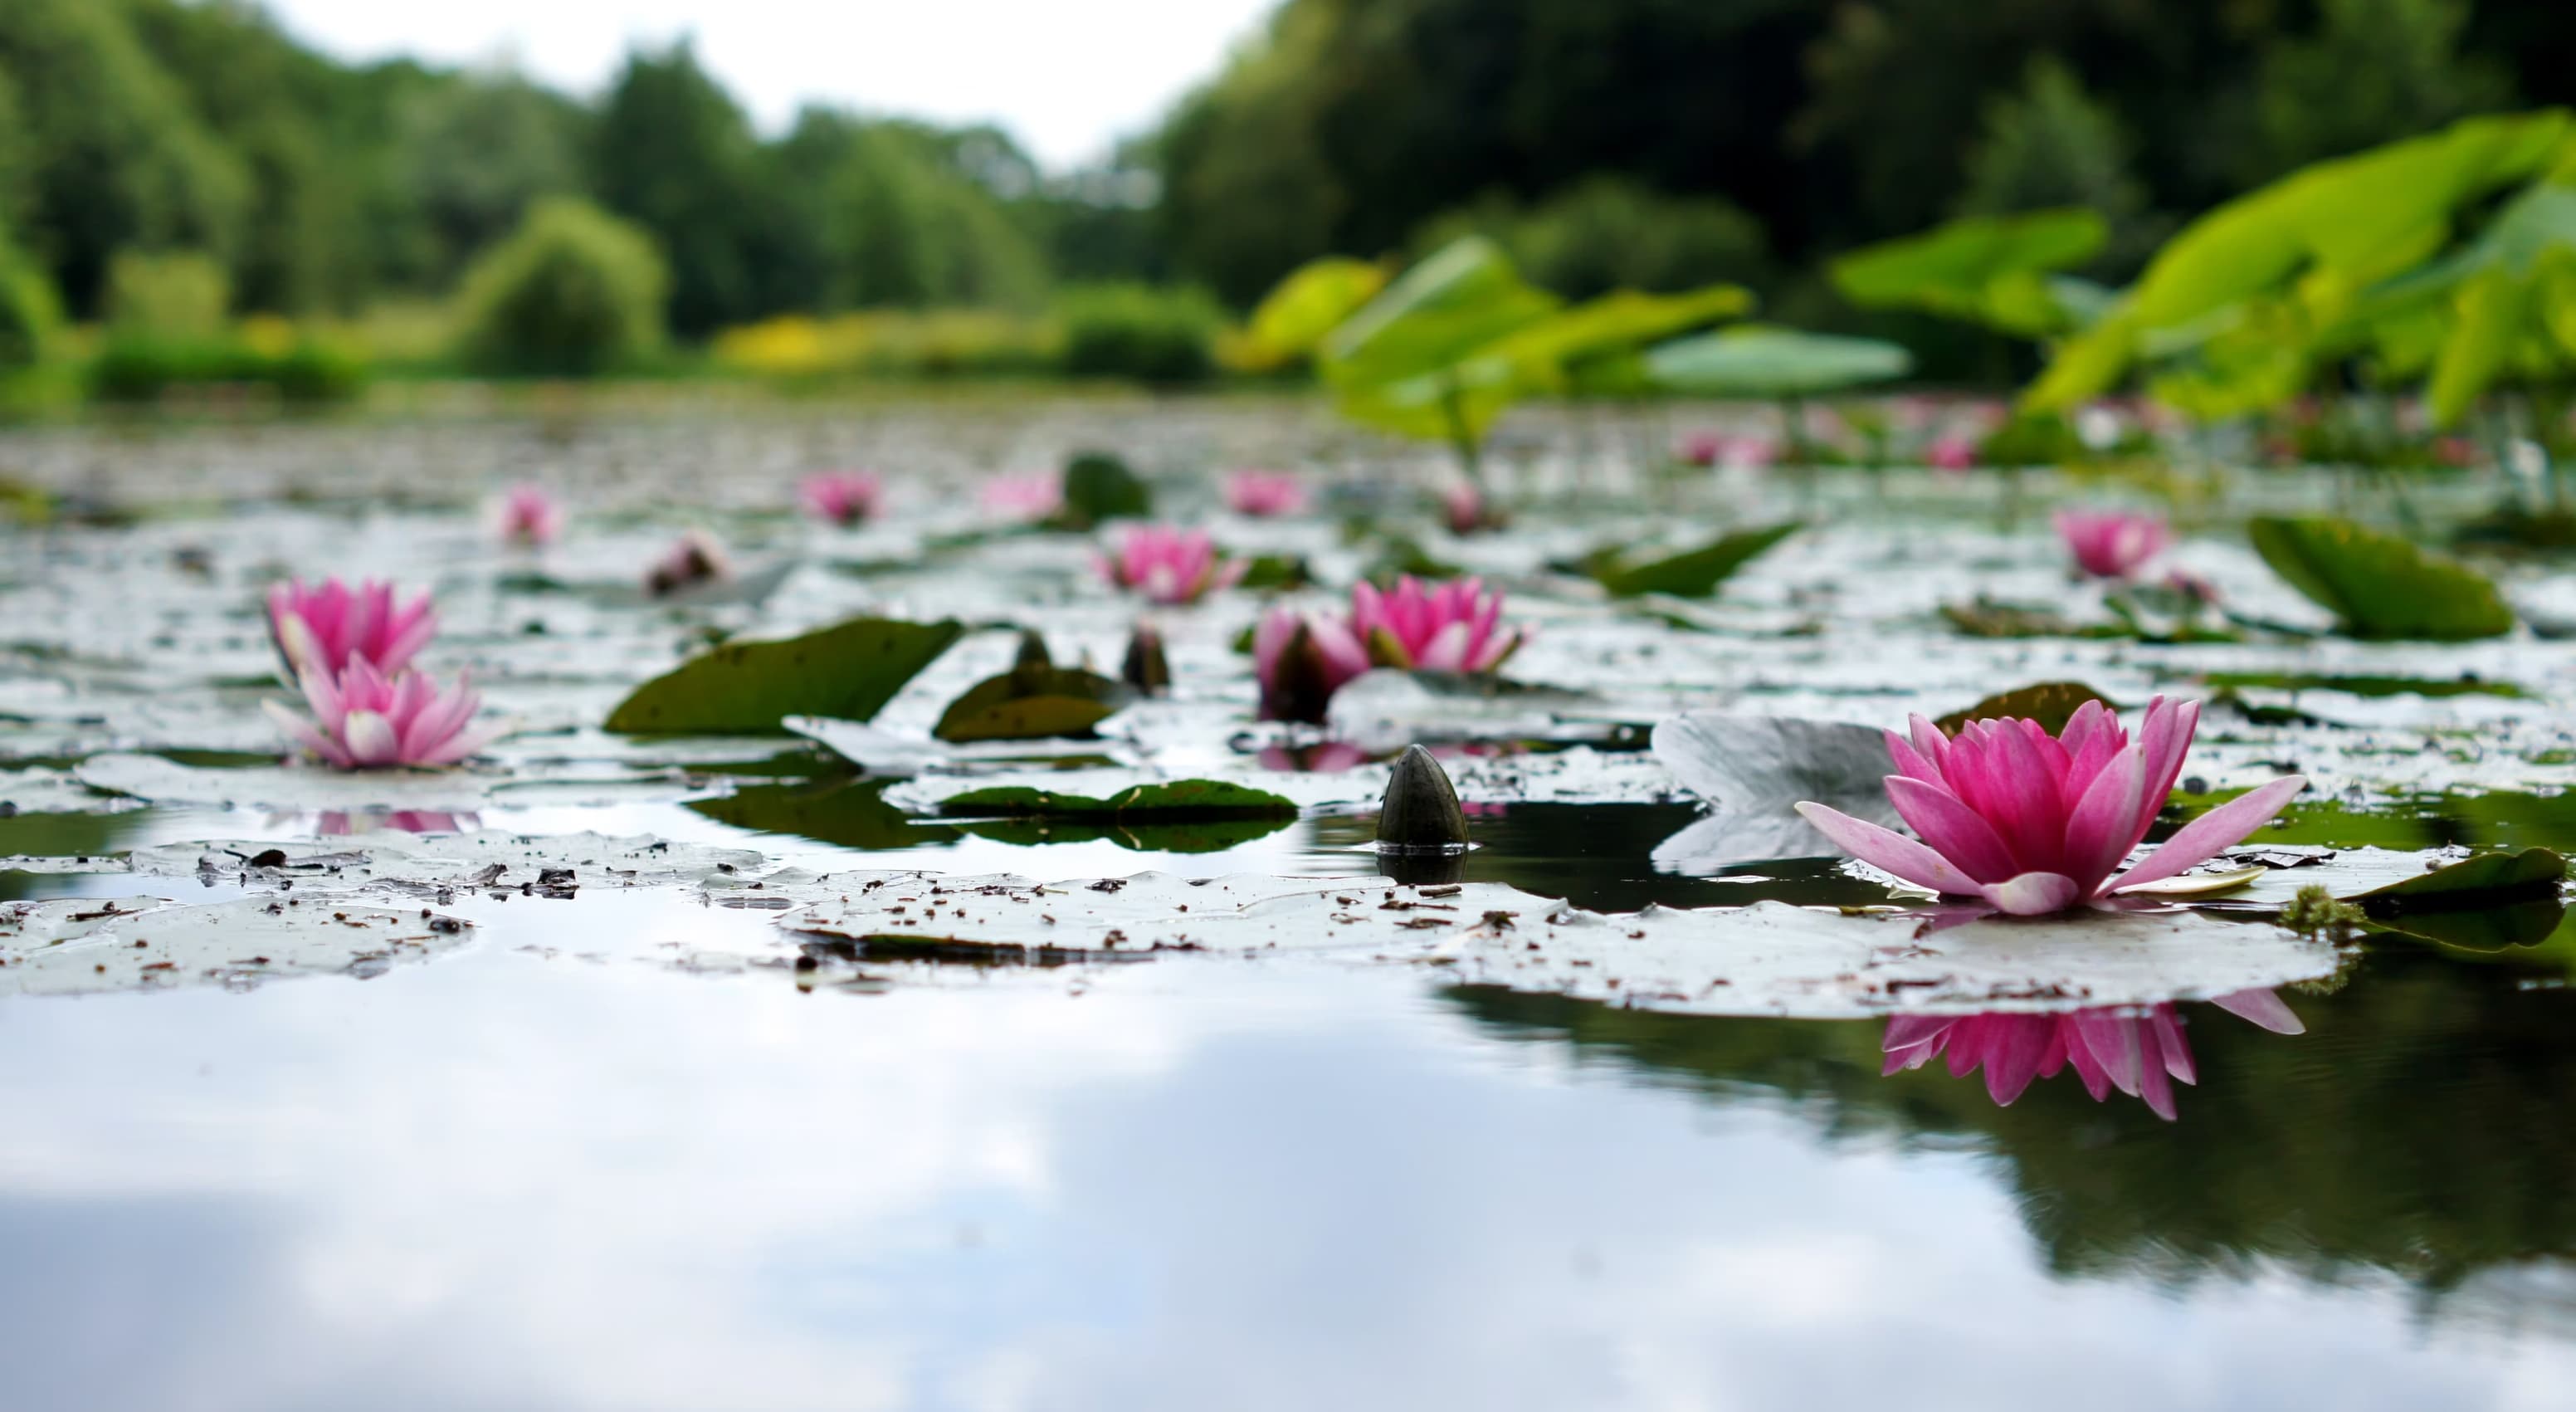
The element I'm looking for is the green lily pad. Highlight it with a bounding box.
[1588,522,1799,599]
[688,779,962,851]
[932,659,1134,744]
[938,779,1299,823]
[2198,670,2526,699]
[1934,682,2115,735]
[605,616,964,735]
[2349,847,2567,911]
[2247,515,2515,641]
[2364,896,2568,953]
[1053,452,1152,529]
[954,814,1296,854]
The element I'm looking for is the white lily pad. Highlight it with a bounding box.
[0,767,140,814]
[0,894,474,996]
[122,830,768,891]
[72,752,699,812]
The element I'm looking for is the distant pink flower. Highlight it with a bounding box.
[799,470,885,526]
[1720,434,1781,471]
[1926,432,1978,471]
[1098,525,1246,605]
[1882,989,2304,1121]
[2055,508,2169,579]
[981,472,1064,524]
[1676,431,1725,467]
[266,578,437,682]
[490,484,564,547]
[264,659,499,770]
[1350,575,1525,673]
[1254,605,1373,724]
[1441,482,1500,535]
[2163,568,2222,608]
[646,530,732,596]
[318,809,478,836]
[1226,469,1309,518]
[1256,740,1372,774]
[1794,697,2305,916]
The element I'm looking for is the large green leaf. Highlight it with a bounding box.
[1644,326,1913,398]
[1056,452,1151,528]
[932,666,1134,743]
[1830,209,2107,336]
[938,779,1299,821]
[2247,516,2514,641]
[1230,257,1389,371]
[1934,682,2115,736]
[1320,236,1560,391]
[1589,522,1800,598]
[605,617,964,735]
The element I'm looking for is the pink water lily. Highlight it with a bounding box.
[800,470,885,526]
[1926,432,1978,471]
[1226,469,1309,518]
[1676,431,1725,467]
[1794,697,2305,916]
[1254,604,1373,723]
[266,577,437,682]
[1442,482,1502,535]
[1882,989,2304,1121]
[2056,508,2169,579]
[490,484,564,546]
[1100,525,1246,605]
[1351,575,1525,673]
[264,659,500,770]
[646,530,732,596]
[980,471,1064,525]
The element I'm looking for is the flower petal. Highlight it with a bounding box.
[1793,801,1981,896]
[1885,775,2018,883]
[2105,775,2305,894]
[1978,872,2082,916]
[2209,988,2305,1035]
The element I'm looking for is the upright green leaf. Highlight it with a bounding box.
[1645,326,1913,398]
[1231,257,1389,370]
[605,617,964,734]
[1319,237,1560,390]
[1831,209,2107,336]
[2248,516,2515,641]
[1590,522,1800,598]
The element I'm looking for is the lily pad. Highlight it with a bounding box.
[1588,522,1800,599]
[938,779,1299,822]
[932,657,1134,744]
[1055,452,1151,529]
[2349,846,2567,910]
[2198,671,2526,700]
[0,894,474,997]
[2247,515,2515,641]
[1934,682,2115,735]
[605,616,965,735]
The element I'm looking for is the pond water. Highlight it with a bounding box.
[3,406,2574,1410]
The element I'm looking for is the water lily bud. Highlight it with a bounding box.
[1120,621,1170,696]
[1376,744,1470,850]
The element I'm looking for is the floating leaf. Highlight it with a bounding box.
[1,895,473,997]
[2349,847,2567,910]
[606,616,964,735]
[1935,682,2115,735]
[939,779,1297,823]
[1644,325,1913,398]
[689,779,962,852]
[2199,671,2525,699]
[2247,515,2514,640]
[1227,257,1390,371]
[1589,522,1799,599]
[931,635,1135,744]
[1055,452,1152,529]
[1830,208,2109,336]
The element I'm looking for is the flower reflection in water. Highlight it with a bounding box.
[1881,989,2303,1121]
[316,809,480,835]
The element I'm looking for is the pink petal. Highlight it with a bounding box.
[1885,775,2019,883]
[341,710,402,767]
[1793,802,1982,896]
[1982,1018,2059,1105]
[1884,730,1944,787]
[2105,775,2306,894]
[2209,988,2305,1035]
[1415,621,1473,672]
[2060,745,2147,892]
[1978,872,2082,916]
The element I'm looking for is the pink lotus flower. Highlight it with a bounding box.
[2055,508,2169,579]
[264,659,500,770]
[799,470,885,526]
[1720,434,1781,471]
[1882,989,2303,1121]
[1441,482,1500,535]
[981,472,1064,525]
[1254,576,1527,722]
[490,484,564,547]
[318,809,478,836]
[1926,432,1978,471]
[1099,525,1246,605]
[1676,431,1725,467]
[646,530,732,596]
[1350,575,1525,673]
[1226,469,1309,518]
[266,578,437,682]
[1794,697,2305,916]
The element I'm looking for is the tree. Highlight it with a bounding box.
[590,41,770,336]
[393,75,590,289]
[1955,57,2162,277]
[2243,0,2516,186]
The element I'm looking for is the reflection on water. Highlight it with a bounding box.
[1880,989,2304,1121]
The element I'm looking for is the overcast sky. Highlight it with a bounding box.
[258,0,1279,170]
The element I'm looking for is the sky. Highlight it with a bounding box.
[257,0,1280,170]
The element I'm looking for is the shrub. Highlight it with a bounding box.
[0,245,63,373]
[455,198,669,377]
[85,334,367,404]
[1054,283,1221,384]
[1416,178,1772,300]
[102,249,230,338]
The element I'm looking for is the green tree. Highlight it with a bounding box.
[2243,0,2516,185]
[590,41,770,336]
[1955,57,2162,276]
[1415,176,1771,299]
[393,74,590,288]
[456,198,668,376]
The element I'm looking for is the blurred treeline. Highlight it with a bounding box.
[0,0,2569,388]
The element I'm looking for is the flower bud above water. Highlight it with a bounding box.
[1375,744,1470,852]
[1120,622,1171,696]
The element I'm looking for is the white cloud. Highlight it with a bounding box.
[256,0,1278,169]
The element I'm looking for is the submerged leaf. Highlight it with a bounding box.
[1935,682,2115,735]
[606,616,964,735]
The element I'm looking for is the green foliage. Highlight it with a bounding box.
[86,335,366,405]
[1831,208,2108,337]
[816,122,1050,312]
[1588,523,1800,599]
[589,42,773,337]
[603,616,965,735]
[456,198,670,378]
[2247,0,2515,184]
[932,638,1134,743]
[0,239,62,372]
[1055,283,1221,384]
[1643,325,1913,398]
[937,780,1298,821]
[1416,177,1772,300]
[2247,515,2515,641]
[102,248,228,337]
[1934,682,2115,736]
[391,76,590,288]
[1056,452,1153,528]
[1227,257,1388,372]
[1954,58,2159,276]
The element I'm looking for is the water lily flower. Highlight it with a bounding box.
[1881,989,2303,1121]
[265,658,500,770]
[1676,431,1725,467]
[2055,508,2169,579]
[1794,697,2305,916]
[799,470,885,526]
[646,530,732,596]
[266,577,437,682]
[981,471,1064,525]
[1254,605,1373,724]
[1441,482,1502,535]
[490,484,564,547]
[1926,432,1978,471]
[1226,469,1309,518]
[1099,525,1246,605]
[1350,575,1525,673]
[318,809,478,836]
